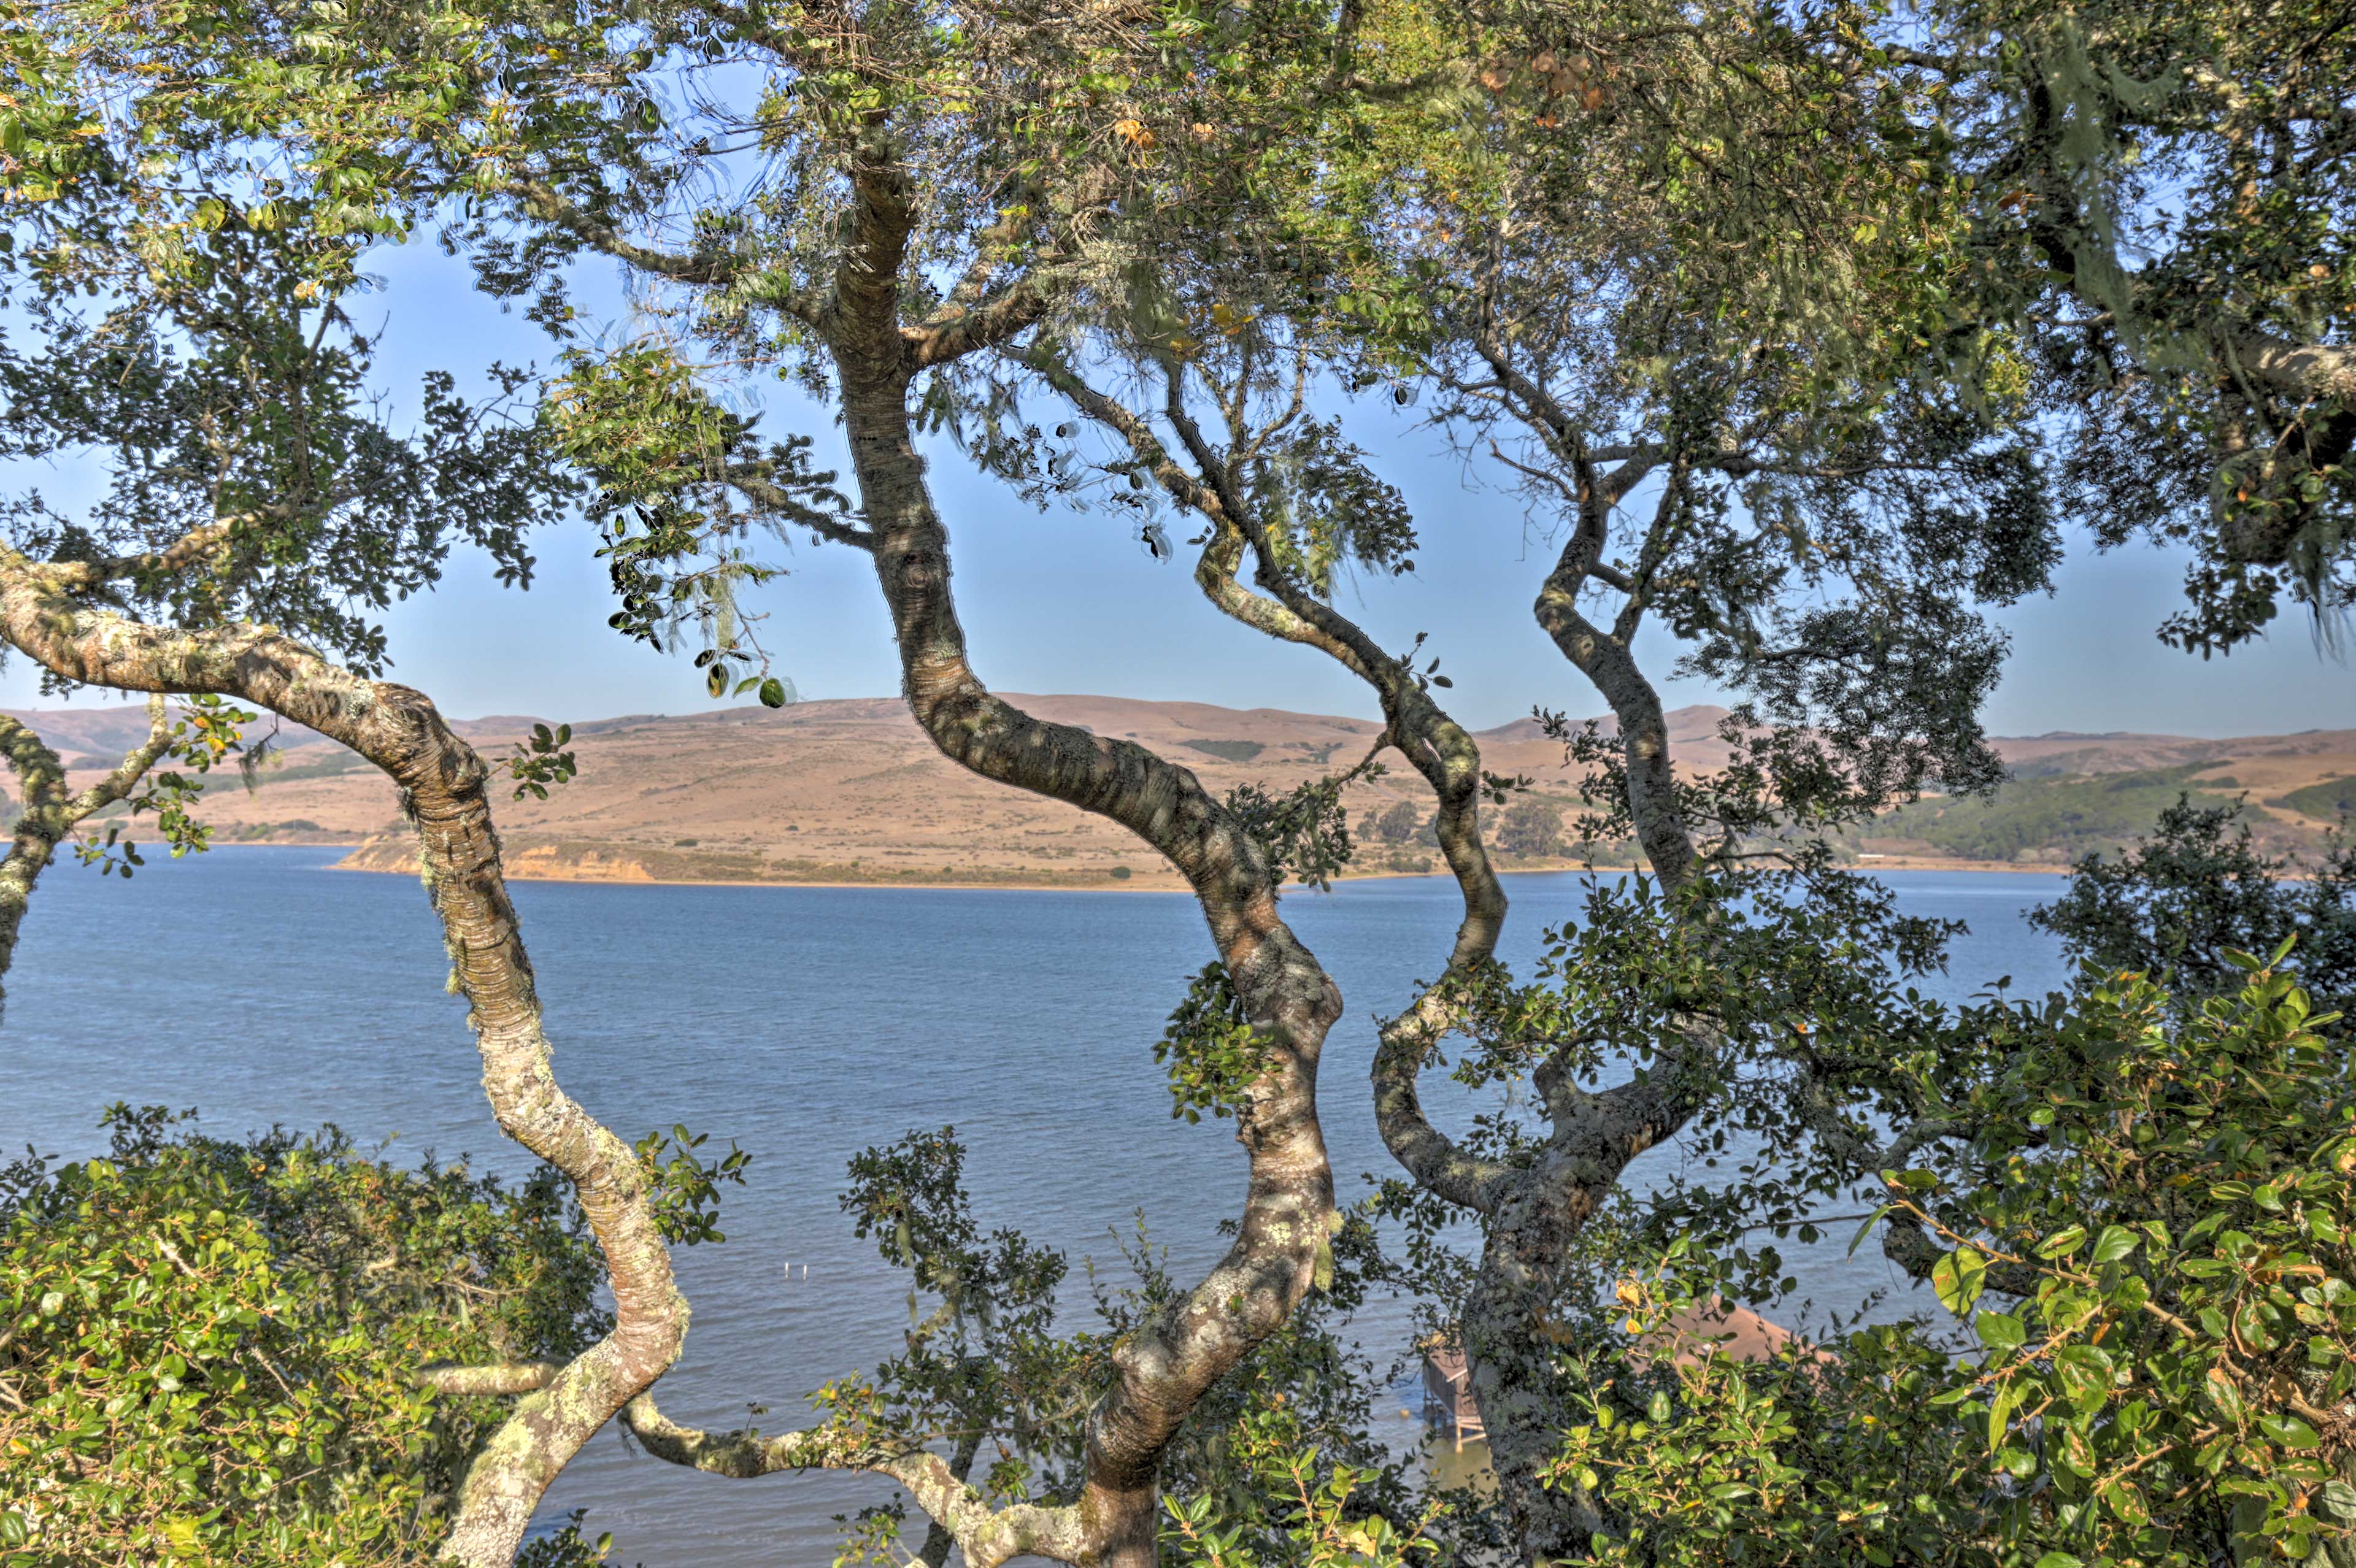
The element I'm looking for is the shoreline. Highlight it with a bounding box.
[319,858,1191,894]
[296,844,2079,893]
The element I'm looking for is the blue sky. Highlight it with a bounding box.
[3,242,2348,740]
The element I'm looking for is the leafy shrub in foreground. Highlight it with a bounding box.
[1557,956,2356,1567]
[0,1107,609,1567]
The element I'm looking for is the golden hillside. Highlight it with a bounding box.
[6,696,2352,886]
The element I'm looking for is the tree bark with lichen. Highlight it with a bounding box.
[0,545,690,1568]
[471,110,1360,1568]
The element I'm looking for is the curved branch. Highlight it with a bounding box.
[620,1392,1085,1568]
[0,555,689,1568]
[724,464,879,551]
[511,177,820,326]
[64,705,174,820]
[1036,350,1518,1215]
[1199,518,1517,1209]
[1372,1053,1510,1213]
[1461,332,1701,890]
[47,520,241,594]
[907,280,1049,369]
[1532,498,1699,890]
[417,1361,567,1397]
[1470,336,1696,885]
[413,1359,1079,1568]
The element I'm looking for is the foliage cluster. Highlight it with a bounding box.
[1558,948,2356,1568]
[0,1108,607,1568]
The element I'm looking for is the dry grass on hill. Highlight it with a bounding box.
[4,696,2349,887]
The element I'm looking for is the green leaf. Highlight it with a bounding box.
[1988,1383,2018,1450]
[1975,1310,2027,1353]
[759,677,788,709]
[2204,1366,2245,1424]
[1847,1205,1892,1256]
[2038,1226,2087,1259]
[2054,1343,2115,1415]
[2258,1413,2320,1449]
[2091,1225,2141,1263]
[1933,1245,1987,1315]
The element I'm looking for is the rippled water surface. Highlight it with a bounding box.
[2,847,2074,1566]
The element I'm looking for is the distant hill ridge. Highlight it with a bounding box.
[2,694,2349,884]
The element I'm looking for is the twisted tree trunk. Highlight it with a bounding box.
[541,142,1342,1568]
[0,552,688,1568]
[836,365,1340,1568]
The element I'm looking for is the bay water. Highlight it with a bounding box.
[0,847,2072,1566]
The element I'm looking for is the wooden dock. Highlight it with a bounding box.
[1419,1338,1484,1451]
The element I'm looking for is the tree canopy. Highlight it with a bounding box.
[0,0,2348,1564]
